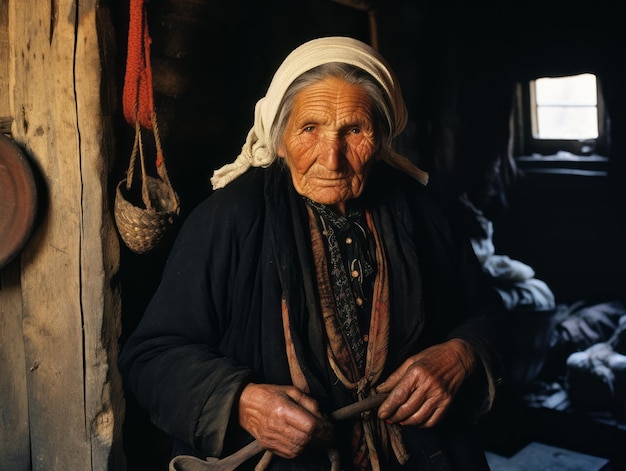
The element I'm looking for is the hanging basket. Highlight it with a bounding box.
[114,118,180,254]
[115,0,180,253]
[114,176,179,254]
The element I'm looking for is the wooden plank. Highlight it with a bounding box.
[0,0,8,113]
[75,2,125,470]
[9,0,88,468]
[0,2,30,469]
[0,259,31,471]
[8,1,123,470]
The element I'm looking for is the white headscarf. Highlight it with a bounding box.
[210,36,428,190]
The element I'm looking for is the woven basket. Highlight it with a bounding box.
[114,176,179,254]
[114,118,180,254]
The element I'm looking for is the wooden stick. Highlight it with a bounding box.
[169,393,390,471]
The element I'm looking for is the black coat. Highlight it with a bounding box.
[119,161,504,470]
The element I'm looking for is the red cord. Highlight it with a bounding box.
[123,0,155,130]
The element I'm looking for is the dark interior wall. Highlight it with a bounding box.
[113,0,626,216]
[110,1,626,468]
[505,170,626,303]
[416,1,626,303]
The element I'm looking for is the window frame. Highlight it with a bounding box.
[519,73,608,157]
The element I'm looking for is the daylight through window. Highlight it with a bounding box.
[531,73,598,140]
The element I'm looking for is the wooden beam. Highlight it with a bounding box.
[7,1,123,470]
[0,0,30,468]
[0,260,31,470]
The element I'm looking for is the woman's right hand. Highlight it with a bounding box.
[238,383,333,459]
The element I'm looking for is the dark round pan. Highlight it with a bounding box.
[0,134,37,269]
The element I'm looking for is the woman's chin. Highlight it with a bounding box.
[309,190,350,205]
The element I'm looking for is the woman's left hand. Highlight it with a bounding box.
[375,338,476,427]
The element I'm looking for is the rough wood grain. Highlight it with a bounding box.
[7,1,123,470]
[0,2,30,469]
[0,0,9,115]
[0,260,31,471]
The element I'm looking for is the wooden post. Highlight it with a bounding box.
[0,0,31,468]
[3,1,124,470]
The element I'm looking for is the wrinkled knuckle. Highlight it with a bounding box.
[407,363,423,378]
[303,421,316,435]
[273,404,289,422]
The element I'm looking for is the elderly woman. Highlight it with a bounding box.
[119,37,503,470]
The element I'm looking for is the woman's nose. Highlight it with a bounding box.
[319,137,343,170]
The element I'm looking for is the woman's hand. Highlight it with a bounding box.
[375,338,476,427]
[238,383,333,459]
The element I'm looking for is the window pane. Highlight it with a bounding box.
[535,74,597,106]
[535,73,597,106]
[533,73,599,139]
[537,106,598,139]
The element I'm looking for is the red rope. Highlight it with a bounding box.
[123,0,165,168]
[123,0,155,131]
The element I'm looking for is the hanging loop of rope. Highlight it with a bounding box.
[122,0,165,169]
[123,0,154,128]
[113,0,179,255]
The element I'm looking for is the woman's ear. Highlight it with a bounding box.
[276,142,286,159]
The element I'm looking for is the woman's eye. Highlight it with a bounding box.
[303,126,315,132]
[349,127,361,134]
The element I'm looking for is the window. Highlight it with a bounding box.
[514,72,608,158]
[531,73,598,140]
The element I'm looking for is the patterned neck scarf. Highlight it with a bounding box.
[304,198,375,372]
[297,200,408,470]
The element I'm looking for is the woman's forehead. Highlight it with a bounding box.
[290,77,373,119]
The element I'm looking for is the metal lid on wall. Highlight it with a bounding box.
[0,134,37,269]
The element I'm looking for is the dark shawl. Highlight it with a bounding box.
[118,161,503,470]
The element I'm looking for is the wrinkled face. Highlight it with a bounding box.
[277,76,378,215]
